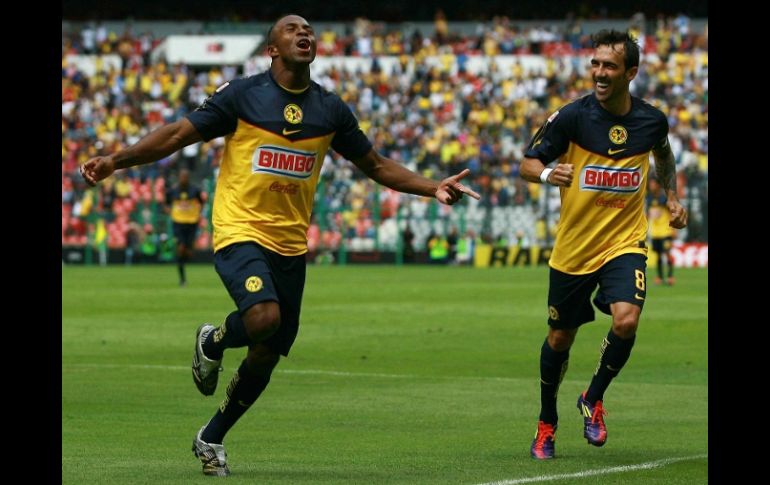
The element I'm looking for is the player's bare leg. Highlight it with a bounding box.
[177,243,189,286]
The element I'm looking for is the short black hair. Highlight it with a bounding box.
[591,29,640,70]
[266,13,301,46]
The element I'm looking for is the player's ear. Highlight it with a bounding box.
[626,65,638,82]
[267,44,278,57]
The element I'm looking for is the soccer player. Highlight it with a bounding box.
[519,30,687,460]
[80,14,480,476]
[647,177,676,286]
[165,168,203,286]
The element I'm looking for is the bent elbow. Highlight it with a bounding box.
[520,159,541,181]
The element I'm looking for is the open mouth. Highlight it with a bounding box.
[296,39,311,51]
[595,80,610,93]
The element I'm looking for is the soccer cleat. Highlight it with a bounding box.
[666,277,676,286]
[654,277,663,285]
[530,421,557,459]
[192,324,222,396]
[192,426,230,476]
[577,392,607,446]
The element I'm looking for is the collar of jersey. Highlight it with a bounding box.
[278,83,309,94]
[268,69,310,94]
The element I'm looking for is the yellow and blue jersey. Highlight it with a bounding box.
[525,94,669,274]
[166,185,203,225]
[186,71,372,255]
[647,192,673,239]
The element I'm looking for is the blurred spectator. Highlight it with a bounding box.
[125,221,142,265]
[402,223,415,263]
[446,225,459,264]
[428,232,449,264]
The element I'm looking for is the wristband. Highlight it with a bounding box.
[539,168,553,184]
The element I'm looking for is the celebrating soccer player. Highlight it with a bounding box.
[80,14,479,476]
[520,30,687,460]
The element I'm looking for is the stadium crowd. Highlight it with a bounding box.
[62,13,707,259]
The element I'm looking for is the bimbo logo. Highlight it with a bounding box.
[252,145,317,179]
[580,165,642,193]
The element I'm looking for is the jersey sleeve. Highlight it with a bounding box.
[651,113,671,151]
[329,96,373,161]
[524,106,575,164]
[185,81,240,141]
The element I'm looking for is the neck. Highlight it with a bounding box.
[600,93,632,116]
[271,61,311,91]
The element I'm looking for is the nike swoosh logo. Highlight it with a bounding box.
[634,293,645,301]
[282,128,301,135]
[606,364,620,372]
[608,148,627,155]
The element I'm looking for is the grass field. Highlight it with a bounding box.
[62,264,707,484]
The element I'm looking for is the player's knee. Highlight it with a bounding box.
[242,303,281,342]
[245,344,280,376]
[547,329,575,352]
[612,313,639,338]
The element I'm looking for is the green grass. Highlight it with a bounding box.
[62,264,708,484]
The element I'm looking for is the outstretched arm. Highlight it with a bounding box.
[351,149,480,205]
[651,137,688,229]
[80,118,203,186]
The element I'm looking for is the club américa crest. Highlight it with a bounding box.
[609,125,628,145]
[284,104,303,124]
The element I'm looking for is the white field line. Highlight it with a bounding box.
[473,454,708,485]
[62,363,706,388]
[63,362,520,381]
